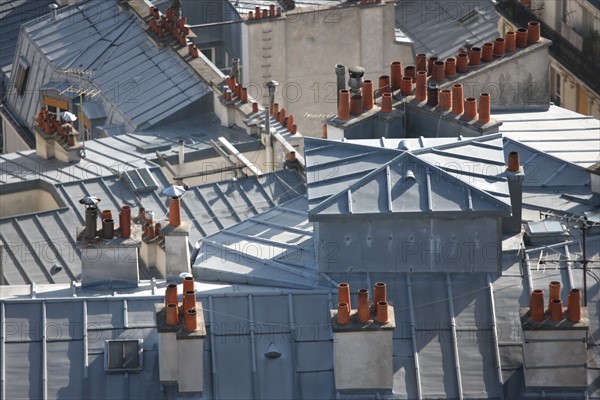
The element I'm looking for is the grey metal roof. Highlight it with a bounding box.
[305,136,512,218]
[194,196,319,289]
[503,137,593,187]
[0,0,55,80]
[0,166,305,286]
[395,0,500,59]
[0,128,260,185]
[496,105,600,169]
[2,144,600,399]
[0,288,337,400]
[21,0,210,130]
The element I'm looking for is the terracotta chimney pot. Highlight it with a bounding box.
[415,71,427,102]
[529,289,545,322]
[482,43,494,62]
[505,31,516,52]
[528,21,540,43]
[567,288,581,322]
[516,28,528,48]
[451,83,464,115]
[390,61,402,91]
[338,90,350,120]
[337,302,350,325]
[415,53,427,73]
[362,80,374,110]
[464,97,477,120]
[357,288,370,323]
[400,76,413,96]
[376,301,389,324]
[184,308,198,332]
[494,37,506,56]
[478,93,491,124]
[381,93,393,113]
[550,299,563,322]
[548,281,561,310]
[338,282,351,310]
[469,47,481,65]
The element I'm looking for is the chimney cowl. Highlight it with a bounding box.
[348,66,365,95]
[49,4,59,20]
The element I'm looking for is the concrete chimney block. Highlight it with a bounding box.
[520,307,589,390]
[156,300,206,391]
[160,221,192,278]
[331,305,396,392]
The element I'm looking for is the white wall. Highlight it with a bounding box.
[243,2,412,137]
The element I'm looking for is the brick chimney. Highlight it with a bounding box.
[331,282,395,392]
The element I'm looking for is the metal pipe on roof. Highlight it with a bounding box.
[406,274,423,399]
[446,274,463,400]
[1,302,6,400]
[41,301,47,400]
[487,275,505,400]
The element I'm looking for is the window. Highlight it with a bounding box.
[104,340,143,372]
[14,58,30,96]
[200,48,215,63]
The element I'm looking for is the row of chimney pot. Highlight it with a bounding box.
[148,6,200,58]
[529,281,582,323]
[224,76,249,103]
[248,5,282,20]
[92,194,182,241]
[337,282,389,325]
[90,206,131,239]
[165,276,198,332]
[417,21,540,84]
[36,107,79,145]
[337,77,491,124]
[270,103,299,134]
[245,100,299,133]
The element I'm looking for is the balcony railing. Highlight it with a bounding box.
[496,0,600,93]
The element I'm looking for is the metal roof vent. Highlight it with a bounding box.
[403,170,417,183]
[49,4,58,20]
[398,140,412,150]
[264,342,282,358]
[104,340,143,372]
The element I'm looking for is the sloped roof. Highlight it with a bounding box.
[21,0,209,130]
[305,139,401,210]
[310,152,511,217]
[503,137,592,187]
[0,167,304,286]
[305,137,512,219]
[497,105,600,169]
[194,196,319,289]
[0,0,55,80]
[395,0,499,59]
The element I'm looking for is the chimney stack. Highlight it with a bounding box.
[331,281,395,392]
[503,151,525,233]
[78,201,141,287]
[157,277,206,393]
[521,283,589,391]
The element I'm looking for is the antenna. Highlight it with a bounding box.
[59,67,100,157]
[539,210,600,306]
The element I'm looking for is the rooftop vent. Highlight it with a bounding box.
[104,340,143,372]
[403,170,417,183]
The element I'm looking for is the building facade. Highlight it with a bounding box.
[497,0,600,118]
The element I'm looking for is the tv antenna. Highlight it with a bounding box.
[59,67,101,156]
